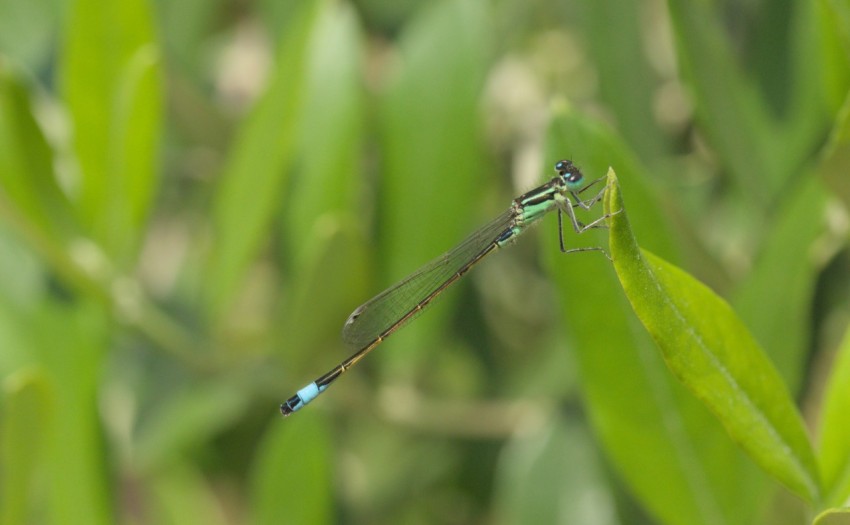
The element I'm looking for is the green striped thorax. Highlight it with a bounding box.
[514,159,584,223]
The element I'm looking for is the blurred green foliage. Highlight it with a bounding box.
[0,0,849,523]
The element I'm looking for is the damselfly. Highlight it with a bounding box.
[280,159,611,416]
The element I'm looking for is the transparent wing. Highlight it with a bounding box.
[341,209,516,349]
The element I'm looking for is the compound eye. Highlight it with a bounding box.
[554,159,570,174]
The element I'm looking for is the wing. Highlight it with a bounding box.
[341,209,516,349]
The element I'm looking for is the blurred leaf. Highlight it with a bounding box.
[60,0,163,262]
[1,368,52,525]
[250,412,332,525]
[781,0,848,157]
[493,418,616,525]
[32,302,112,525]
[284,1,364,266]
[545,114,765,525]
[818,323,850,507]
[732,176,829,393]
[0,0,62,70]
[814,508,850,525]
[821,0,850,57]
[666,0,779,198]
[156,0,224,81]
[148,463,231,525]
[378,0,492,369]
[576,0,665,163]
[134,380,250,472]
[0,61,76,239]
[605,169,820,502]
[819,90,850,210]
[206,0,324,318]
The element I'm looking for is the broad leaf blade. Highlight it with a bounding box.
[283,1,363,265]
[605,169,820,503]
[60,0,162,261]
[205,0,323,317]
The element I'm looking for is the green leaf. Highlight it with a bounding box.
[819,90,850,210]
[604,169,821,502]
[814,508,850,525]
[249,412,332,525]
[546,113,766,525]
[1,368,52,525]
[818,324,850,506]
[60,0,163,261]
[205,0,324,318]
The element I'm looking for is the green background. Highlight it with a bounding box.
[1,0,849,523]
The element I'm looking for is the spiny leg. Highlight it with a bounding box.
[557,200,622,260]
[573,176,608,210]
[561,192,618,234]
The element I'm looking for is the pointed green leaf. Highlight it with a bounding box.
[818,324,850,506]
[605,169,820,503]
[546,113,766,525]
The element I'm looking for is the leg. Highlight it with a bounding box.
[573,176,608,210]
[562,244,612,261]
[561,193,617,234]
[557,208,615,260]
